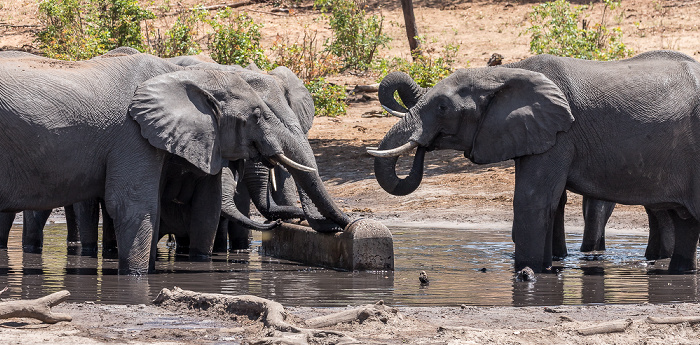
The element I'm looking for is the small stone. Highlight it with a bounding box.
[516,267,536,282]
[419,271,430,285]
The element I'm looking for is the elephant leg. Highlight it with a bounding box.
[175,235,190,255]
[551,191,567,260]
[100,200,117,258]
[645,208,675,260]
[580,197,615,252]
[64,205,80,243]
[72,199,100,256]
[512,156,568,273]
[104,155,163,275]
[186,175,221,260]
[22,209,52,254]
[212,218,229,253]
[667,210,700,273]
[229,176,251,251]
[0,212,16,249]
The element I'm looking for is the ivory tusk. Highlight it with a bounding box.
[367,141,418,157]
[382,105,407,118]
[275,154,317,173]
[269,167,277,192]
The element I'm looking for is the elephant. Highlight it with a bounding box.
[168,56,348,234]
[0,51,319,274]
[370,50,700,273]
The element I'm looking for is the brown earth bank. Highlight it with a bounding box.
[2,0,700,343]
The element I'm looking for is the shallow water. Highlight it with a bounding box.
[0,224,698,307]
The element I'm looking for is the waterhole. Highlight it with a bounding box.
[0,224,697,306]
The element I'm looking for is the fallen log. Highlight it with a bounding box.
[304,300,400,328]
[0,290,72,324]
[576,319,631,336]
[153,287,300,333]
[647,316,700,324]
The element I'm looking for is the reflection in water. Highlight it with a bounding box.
[0,224,698,306]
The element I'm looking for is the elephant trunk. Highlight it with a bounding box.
[277,141,352,232]
[378,71,427,114]
[373,118,426,196]
[221,167,280,231]
[242,161,306,220]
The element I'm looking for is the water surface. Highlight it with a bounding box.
[0,224,697,306]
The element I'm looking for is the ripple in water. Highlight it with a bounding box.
[0,224,697,306]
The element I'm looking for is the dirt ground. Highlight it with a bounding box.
[2,0,700,343]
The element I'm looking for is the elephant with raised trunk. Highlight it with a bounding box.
[0,51,319,274]
[370,50,700,273]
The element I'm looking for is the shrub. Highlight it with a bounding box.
[374,43,460,88]
[36,0,154,60]
[525,0,633,61]
[305,77,347,117]
[208,10,271,69]
[146,8,206,58]
[270,29,341,82]
[314,0,391,70]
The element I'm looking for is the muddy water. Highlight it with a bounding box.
[0,224,698,307]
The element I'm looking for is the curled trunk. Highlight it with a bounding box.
[378,71,427,113]
[222,166,280,231]
[373,117,426,196]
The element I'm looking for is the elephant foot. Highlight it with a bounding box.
[81,245,99,258]
[22,245,42,254]
[102,248,118,259]
[668,254,697,273]
[188,250,212,262]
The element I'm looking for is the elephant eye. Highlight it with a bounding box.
[438,104,448,112]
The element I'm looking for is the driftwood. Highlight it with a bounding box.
[153,287,299,332]
[153,287,361,344]
[0,290,72,324]
[304,300,400,328]
[576,319,632,336]
[647,316,700,324]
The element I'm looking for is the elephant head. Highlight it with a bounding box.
[369,68,574,195]
[235,67,351,232]
[129,69,312,177]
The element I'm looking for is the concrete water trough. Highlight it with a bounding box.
[260,218,394,271]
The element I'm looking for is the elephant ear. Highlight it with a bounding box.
[470,68,574,164]
[129,71,223,175]
[269,66,315,134]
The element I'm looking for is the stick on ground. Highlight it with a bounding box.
[0,290,72,324]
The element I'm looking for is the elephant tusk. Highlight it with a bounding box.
[382,105,406,118]
[367,141,418,157]
[275,154,317,173]
[269,167,277,192]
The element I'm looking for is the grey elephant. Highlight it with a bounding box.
[370,50,700,273]
[379,62,677,261]
[168,56,348,233]
[0,51,318,274]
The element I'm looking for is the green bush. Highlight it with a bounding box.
[36,0,154,60]
[374,43,460,88]
[270,29,341,82]
[208,10,271,69]
[305,77,347,117]
[314,0,391,70]
[147,8,206,58]
[525,0,632,60]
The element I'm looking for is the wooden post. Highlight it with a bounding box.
[400,0,422,59]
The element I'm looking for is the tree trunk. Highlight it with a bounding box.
[401,0,422,59]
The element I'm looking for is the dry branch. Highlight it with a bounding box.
[304,300,400,328]
[0,290,72,324]
[576,319,632,335]
[647,316,700,324]
[198,1,255,11]
[153,287,300,332]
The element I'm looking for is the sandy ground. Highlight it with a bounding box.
[2,0,700,343]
